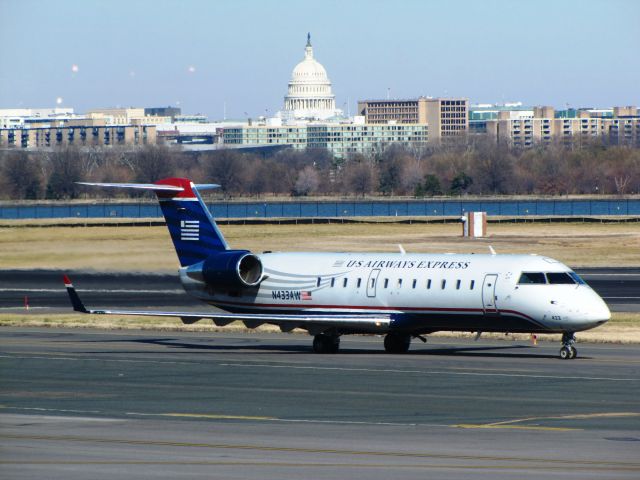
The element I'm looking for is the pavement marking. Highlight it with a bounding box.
[581,273,640,277]
[0,354,192,366]
[454,412,640,431]
[453,424,577,432]
[3,433,640,468]
[5,353,639,380]
[218,362,640,382]
[162,413,275,421]
[0,460,638,472]
[488,412,640,426]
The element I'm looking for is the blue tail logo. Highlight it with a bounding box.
[154,178,228,266]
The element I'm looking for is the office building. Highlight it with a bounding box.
[222,121,428,158]
[357,97,468,139]
[0,123,156,149]
[484,106,640,147]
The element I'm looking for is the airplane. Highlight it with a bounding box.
[64,177,611,359]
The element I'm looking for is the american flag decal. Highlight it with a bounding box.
[301,291,312,301]
[180,220,199,241]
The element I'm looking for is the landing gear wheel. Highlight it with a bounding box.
[559,332,577,360]
[312,334,340,354]
[559,346,572,360]
[384,333,411,354]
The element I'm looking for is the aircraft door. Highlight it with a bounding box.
[367,269,381,298]
[482,274,499,314]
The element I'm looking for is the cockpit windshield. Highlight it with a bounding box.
[518,271,584,285]
[568,271,586,284]
[546,272,575,284]
[517,272,547,284]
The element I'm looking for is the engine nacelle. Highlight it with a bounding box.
[197,250,263,289]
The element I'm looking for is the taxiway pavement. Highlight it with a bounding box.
[1,328,639,479]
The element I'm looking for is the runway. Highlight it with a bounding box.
[1,328,639,479]
[1,267,639,313]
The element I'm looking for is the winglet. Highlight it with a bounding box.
[63,275,88,313]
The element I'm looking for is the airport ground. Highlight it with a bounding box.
[1,328,639,479]
[1,220,639,478]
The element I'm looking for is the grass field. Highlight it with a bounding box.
[1,220,639,270]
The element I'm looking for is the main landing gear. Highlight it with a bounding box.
[559,332,578,360]
[312,333,340,354]
[383,333,412,354]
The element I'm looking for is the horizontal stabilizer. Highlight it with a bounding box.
[77,182,220,192]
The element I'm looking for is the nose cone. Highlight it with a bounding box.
[568,288,611,331]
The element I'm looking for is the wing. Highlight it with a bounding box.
[63,275,391,333]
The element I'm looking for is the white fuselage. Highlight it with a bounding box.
[180,252,610,335]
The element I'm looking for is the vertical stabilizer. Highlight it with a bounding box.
[78,177,228,266]
[154,178,228,266]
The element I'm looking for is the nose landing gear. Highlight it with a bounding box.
[559,332,577,360]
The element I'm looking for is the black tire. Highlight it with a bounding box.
[569,346,577,359]
[384,333,411,354]
[559,346,571,360]
[312,335,326,353]
[313,334,340,354]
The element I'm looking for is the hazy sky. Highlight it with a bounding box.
[1,0,638,119]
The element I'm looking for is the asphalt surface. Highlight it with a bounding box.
[1,328,639,479]
[0,268,638,313]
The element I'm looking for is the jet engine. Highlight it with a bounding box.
[186,250,263,290]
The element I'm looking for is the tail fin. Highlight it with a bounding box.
[78,178,228,266]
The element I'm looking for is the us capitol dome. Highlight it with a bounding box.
[281,34,342,121]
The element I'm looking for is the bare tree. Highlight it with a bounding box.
[204,150,246,197]
[0,151,43,199]
[131,145,176,183]
[45,147,83,199]
[342,158,375,197]
[294,166,320,196]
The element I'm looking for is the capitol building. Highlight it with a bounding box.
[280,34,342,121]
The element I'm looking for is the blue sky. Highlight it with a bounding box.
[1,0,638,119]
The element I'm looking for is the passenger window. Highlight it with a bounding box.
[331,278,335,287]
[384,278,389,288]
[518,272,546,284]
[441,280,446,289]
[317,277,321,287]
[456,280,461,290]
[412,279,417,289]
[343,278,348,288]
[470,280,475,290]
[546,272,576,284]
[357,278,362,288]
[397,279,402,288]
[427,279,432,289]
[370,278,375,288]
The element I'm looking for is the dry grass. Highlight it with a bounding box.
[1,312,638,344]
[1,220,638,270]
